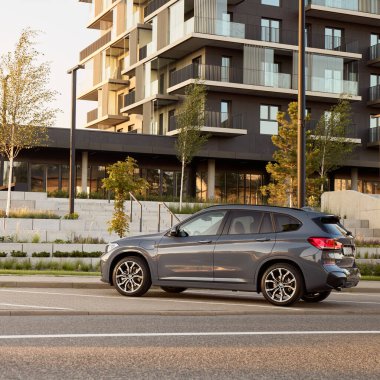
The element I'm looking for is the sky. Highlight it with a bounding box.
[0,0,97,129]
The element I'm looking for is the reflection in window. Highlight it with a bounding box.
[180,211,227,236]
[260,104,279,135]
[228,211,263,235]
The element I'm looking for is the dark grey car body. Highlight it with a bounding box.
[100,205,360,299]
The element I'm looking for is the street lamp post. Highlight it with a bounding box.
[67,64,84,215]
[297,0,306,208]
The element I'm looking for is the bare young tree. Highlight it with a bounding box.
[175,80,208,210]
[0,29,58,216]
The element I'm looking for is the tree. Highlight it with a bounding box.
[261,102,320,207]
[102,157,148,238]
[0,29,57,217]
[312,98,357,192]
[175,80,209,210]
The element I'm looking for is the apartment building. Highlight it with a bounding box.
[2,0,380,202]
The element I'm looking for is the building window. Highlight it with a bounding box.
[260,105,279,135]
[221,56,231,82]
[371,33,380,46]
[261,0,280,6]
[221,100,232,128]
[370,115,380,129]
[325,27,343,50]
[158,113,164,135]
[370,74,380,87]
[261,18,280,43]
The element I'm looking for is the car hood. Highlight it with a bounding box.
[115,232,164,248]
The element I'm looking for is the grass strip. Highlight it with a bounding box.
[361,275,380,281]
[0,270,100,276]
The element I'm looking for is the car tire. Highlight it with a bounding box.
[301,290,331,303]
[261,263,303,306]
[160,286,187,293]
[112,256,151,297]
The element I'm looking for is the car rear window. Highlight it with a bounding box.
[319,216,350,236]
[273,213,302,233]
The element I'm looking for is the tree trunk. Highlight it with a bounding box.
[6,155,13,217]
[179,157,185,211]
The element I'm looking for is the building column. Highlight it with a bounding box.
[207,159,215,200]
[351,167,358,191]
[81,151,88,194]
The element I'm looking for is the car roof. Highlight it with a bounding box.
[198,204,331,219]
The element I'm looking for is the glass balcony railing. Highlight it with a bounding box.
[307,76,359,95]
[169,63,292,90]
[169,111,244,132]
[124,91,135,107]
[369,126,380,143]
[194,17,245,39]
[307,0,380,15]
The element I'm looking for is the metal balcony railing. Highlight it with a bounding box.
[144,0,170,18]
[80,31,111,61]
[369,43,380,60]
[124,91,136,107]
[369,126,380,143]
[168,111,244,132]
[87,108,98,123]
[307,0,380,15]
[369,84,380,101]
[139,45,148,60]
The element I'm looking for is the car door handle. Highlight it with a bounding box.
[198,240,212,244]
[255,238,271,242]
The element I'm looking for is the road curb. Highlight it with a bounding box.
[0,281,109,289]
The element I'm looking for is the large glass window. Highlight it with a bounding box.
[221,56,231,82]
[31,164,45,192]
[370,33,380,46]
[260,105,279,135]
[261,18,280,43]
[47,165,59,192]
[370,114,380,128]
[325,27,343,50]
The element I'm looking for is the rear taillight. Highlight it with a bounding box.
[308,237,343,250]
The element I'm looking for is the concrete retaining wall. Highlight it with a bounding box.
[321,191,380,229]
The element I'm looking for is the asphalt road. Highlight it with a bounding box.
[0,288,379,379]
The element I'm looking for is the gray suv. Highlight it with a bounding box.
[100,205,360,306]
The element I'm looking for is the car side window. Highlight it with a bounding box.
[179,211,227,237]
[259,213,274,233]
[228,211,263,235]
[273,213,302,232]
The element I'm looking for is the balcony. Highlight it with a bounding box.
[124,91,136,108]
[168,63,359,100]
[88,0,117,29]
[369,43,380,66]
[80,31,111,61]
[167,111,247,137]
[368,126,380,146]
[368,84,380,106]
[306,0,380,26]
[85,107,129,129]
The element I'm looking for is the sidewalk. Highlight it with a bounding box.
[0,275,379,293]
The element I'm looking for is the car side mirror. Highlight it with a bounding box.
[169,227,178,237]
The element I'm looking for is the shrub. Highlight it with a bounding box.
[8,209,60,219]
[0,252,8,257]
[72,236,105,244]
[52,250,102,258]
[357,263,380,277]
[10,250,27,257]
[32,251,50,258]
[48,189,69,198]
[31,233,41,243]
[63,212,79,220]
[169,203,212,214]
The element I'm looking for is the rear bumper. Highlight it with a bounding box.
[325,266,360,289]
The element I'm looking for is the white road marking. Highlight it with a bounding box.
[0,303,73,311]
[0,289,301,311]
[0,331,378,340]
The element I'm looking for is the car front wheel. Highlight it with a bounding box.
[112,256,151,297]
[261,263,303,306]
[301,290,331,303]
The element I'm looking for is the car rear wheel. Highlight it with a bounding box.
[160,286,187,293]
[112,256,151,297]
[261,263,303,306]
[301,290,331,303]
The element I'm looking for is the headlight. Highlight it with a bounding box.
[105,242,119,253]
